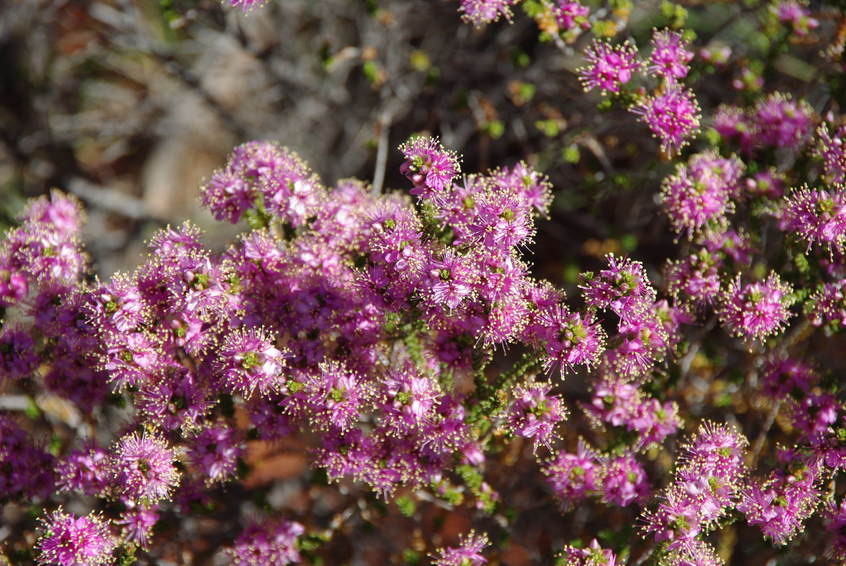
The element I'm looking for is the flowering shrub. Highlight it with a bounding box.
[3,0,846,564]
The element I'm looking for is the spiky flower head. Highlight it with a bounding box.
[659,151,744,239]
[579,39,642,94]
[779,184,846,255]
[112,432,180,506]
[558,539,620,565]
[553,1,590,33]
[458,0,517,26]
[719,273,794,340]
[507,382,568,448]
[632,84,701,156]
[36,509,116,566]
[431,531,489,566]
[217,327,288,398]
[399,136,460,200]
[579,255,657,319]
[227,518,304,566]
[649,29,694,81]
[815,122,846,185]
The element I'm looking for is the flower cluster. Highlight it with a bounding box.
[543,441,650,508]
[578,40,641,94]
[719,273,794,340]
[642,423,748,563]
[431,532,489,566]
[226,518,304,565]
[659,151,744,239]
[11,0,846,562]
[779,184,846,254]
[557,539,620,566]
[36,509,117,566]
[458,0,517,26]
[715,93,814,153]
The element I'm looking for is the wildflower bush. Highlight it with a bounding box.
[3,0,846,564]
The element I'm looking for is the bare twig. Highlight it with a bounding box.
[373,111,392,195]
[67,178,166,223]
[750,398,783,466]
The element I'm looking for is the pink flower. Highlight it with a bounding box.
[579,39,642,94]
[458,0,517,25]
[36,509,116,566]
[632,85,701,155]
[432,532,489,566]
[719,273,794,340]
[399,136,460,199]
[649,29,693,81]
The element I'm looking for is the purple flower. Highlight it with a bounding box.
[779,184,846,254]
[200,143,258,223]
[432,531,489,566]
[302,361,372,431]
[739,455,822,545]
[0,326,38,381]
[824,498,846,561]
[558,539,620,566]
[202,141,324,226]
[665,249,722,306]
[761,356,817,399]
[117,508,159,547]
[227,518,304,565]
[426,250,477,309]
[642,422,747,543]
[579,39,642,94]
[658,538,722,566]
[745,169,786,199]
[584,374,681,449]
[703,229,754,265]
[465,186,535,252]
[56,446,111,496]
[0,261,28,307]
[22,190,84,237]
[507,382,568,448]
[101,330,163,390]
[489,161,553,218]
[36,509,116,566]
[714,104,757,152]
[544,442,602,504]
[649,29,693,81]
[84,274,147,333]
[631,85,701,155]
[806,278,846,327]
[136,365,212,431]
[217,327,288,398]
[753,92,814,150]
[772,0,819,36]
[600,453,649,506]
[399,136,460,199]
[816,122,846,184]
[553,1,590,33]
[111,432,180,506]
[189,424,243,484]
[607,309,671,379]
[458,0,517,26]
[659,151,744,238]
[530,303,606,373]
[719,273,794,340]
[580,255,656,318]
[0,416,55,500]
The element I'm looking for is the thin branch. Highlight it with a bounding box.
[67,177,167,223]
[750,398,783,467]
[373,111,391,195]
